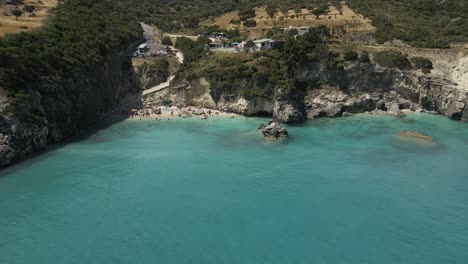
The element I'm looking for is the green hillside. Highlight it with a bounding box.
[347,0,468,47]
[1,0,467,95]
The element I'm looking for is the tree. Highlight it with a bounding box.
[239,7,255,21]
[280,6,289,16]
[410,56,433,73]
[162,36,173,46]
[312,8,327,19]
[265,30,274,38]
[23,5,36,16]
[230,19,240,25]
[374,50,411,70]
[243,19,257,27]
[359,51,370,63]
[294,6,301,14]
[245,40,255,48]
[12,9,23,21]
[336,4,343,15]
[266,4,277,18]
[343,50,358,61]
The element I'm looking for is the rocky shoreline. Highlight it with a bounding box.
[124,105,239,120]
[258,121,289,140]
[156,54,467,125]
[1,46,467,168]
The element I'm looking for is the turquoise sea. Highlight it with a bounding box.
[1,114,468,264]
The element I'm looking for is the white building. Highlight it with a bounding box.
[281,26,311,36]
[137,43,149,52]
[253,39,275,50]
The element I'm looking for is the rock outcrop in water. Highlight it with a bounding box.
[258,121,289,140]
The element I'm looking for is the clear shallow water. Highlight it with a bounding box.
[1,114,468,264]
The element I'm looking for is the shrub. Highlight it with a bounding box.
[252,71,269,87]
[243,19,257,27]
[265,31,274,38]
[326,52,345,70]
[11,9,23,21]
[312,7,327,19]
[410,56,433,72]
[266,4,277,18]
[175,37,210,65]
[161,36,173,46]
[139,59,170,89]
[330,58,345,70]
[373,50,411,70]
[23,5,36,16]
[245,40,255,48]
[239,7,256,21]
[343,50,358,61]
[359,51,370,63]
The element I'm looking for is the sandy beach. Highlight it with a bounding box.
[125,106,240,120]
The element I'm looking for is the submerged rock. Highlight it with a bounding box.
[396,131,433,141]
[391,131,439,151]
[259,121,288,140]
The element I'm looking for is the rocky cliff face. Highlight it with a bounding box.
[167,59,467,123]
[166,77,306,122]
[169,77,276,116]
[297,62,467,120]
[0,50,137,167]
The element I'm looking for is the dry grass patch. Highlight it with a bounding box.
[0,0,56,37]
[200,10,239,29]
[200,2,375,41]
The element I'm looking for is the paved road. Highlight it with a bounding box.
[165,34,199,40]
